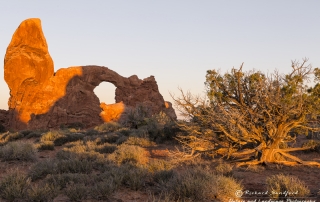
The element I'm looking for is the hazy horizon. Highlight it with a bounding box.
[1,1,320,118]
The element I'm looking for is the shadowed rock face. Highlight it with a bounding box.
[3,18,176,130]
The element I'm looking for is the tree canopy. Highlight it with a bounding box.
[172,59,320,167]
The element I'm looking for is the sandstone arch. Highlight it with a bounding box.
[2,18,176,130]
[94,82,116,104]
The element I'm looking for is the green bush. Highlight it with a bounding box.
[0,170,31,201]
[266,174,310,199]
[0,141,37,161]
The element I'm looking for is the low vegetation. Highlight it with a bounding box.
[0,60,319,201]
[266,174,310,199]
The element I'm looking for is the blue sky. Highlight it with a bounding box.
[1,1,320,117]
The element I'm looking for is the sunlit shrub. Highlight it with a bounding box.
[266,174,310,199]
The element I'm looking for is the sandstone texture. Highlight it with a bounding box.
[100,102,125,122]
[3,18,176,130]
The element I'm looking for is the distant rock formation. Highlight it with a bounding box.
[3,18,176,130]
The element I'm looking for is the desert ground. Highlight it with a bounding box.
[0,119,319,202]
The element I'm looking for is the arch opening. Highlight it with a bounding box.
[93,82,117,104]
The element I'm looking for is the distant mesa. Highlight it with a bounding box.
[1,18,176,130]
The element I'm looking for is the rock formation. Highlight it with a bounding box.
[0,110,8,130]
[100,102,125,122]
[3,18,176,130]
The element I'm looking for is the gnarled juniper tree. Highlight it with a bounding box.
[172,59,320,166]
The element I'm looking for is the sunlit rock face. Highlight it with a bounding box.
[3,18,176,130]
[100,102,125,122]
[4,18,54,124]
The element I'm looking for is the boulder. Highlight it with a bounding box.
[3,18,177,130]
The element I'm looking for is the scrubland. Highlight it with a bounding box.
[0,111,319,202]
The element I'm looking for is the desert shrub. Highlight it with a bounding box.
[53,133,84,146]
[125,136,156,147]
[44,173,90,189]
[90,179,117,200]
[36,141,55,151]
[64,182,87,201]
[94,122,122,132]
[57,159,93,174]
[94,142,117,154]
[84,129,99,136]
[153,170,175,184]
[103,133,122,143]
[120,164,149,190]
[26,182,59,202]
[116,127,131,136]
[0,132,24,142]
[124,105,152,128]
[0,141,37,161]
[161,167,242,201]
[302,140,320,153]
[109,144,149,165]
[213,175,244,200]
[40,130,65,142]
[266,174,310,199]
[147,159,173,173]
[28,159,58,181]
[0,170,31,201]
[25,131,43,139]
[56,150,77,160]
[60,141,106,161]
[19,130,32,137]
[214,162,233,176]
[115,135,128,144]
[144,113,180,143]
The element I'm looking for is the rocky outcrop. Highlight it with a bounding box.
[3,18,176,130]
[100,102,125,122]
[0,110,9,131]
